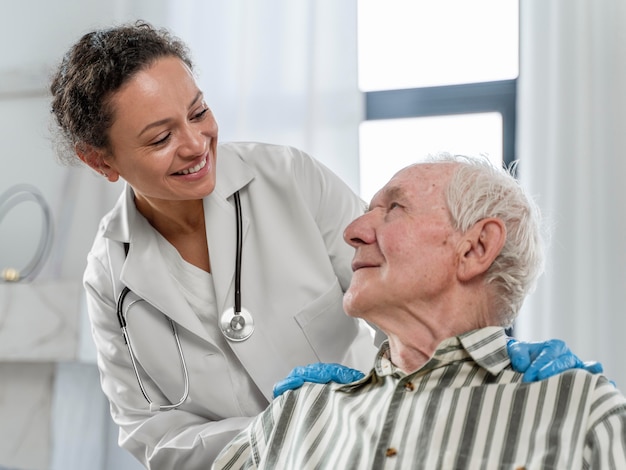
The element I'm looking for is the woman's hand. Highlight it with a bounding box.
[507,338,604,382]
[273,363,365,398]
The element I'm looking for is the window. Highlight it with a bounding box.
[357,0,519,201]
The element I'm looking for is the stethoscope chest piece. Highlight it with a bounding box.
[220,307,254,341]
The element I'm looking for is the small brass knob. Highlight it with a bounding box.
[2,268,20,282]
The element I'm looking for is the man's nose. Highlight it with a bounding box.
[343,211,376,247]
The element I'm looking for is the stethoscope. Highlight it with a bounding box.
[116,191,254,411]
[217,192,255,341]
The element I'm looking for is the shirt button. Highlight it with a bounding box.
[404,382,415,391]
[385,448,398,457]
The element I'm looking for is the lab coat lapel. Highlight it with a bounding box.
[204,145,293,400]
[205,193,285,400]
[203,194,239,318]
[120,215,216,345]
[204,146,292,399]
[204,149,254,317]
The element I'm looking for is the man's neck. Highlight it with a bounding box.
[386,332,445,373]
[373,291,494,373]
[385,317,490,374]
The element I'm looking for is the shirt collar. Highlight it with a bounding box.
[340,326,510,391]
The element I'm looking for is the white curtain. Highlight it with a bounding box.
[165,0,362,192]
[516,0,626,390]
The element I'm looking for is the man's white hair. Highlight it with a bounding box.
[425,153,545,326]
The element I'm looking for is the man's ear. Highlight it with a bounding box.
[75,143,120,182]
[457,218,506,282]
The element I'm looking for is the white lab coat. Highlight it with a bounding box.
[83,142,379,468]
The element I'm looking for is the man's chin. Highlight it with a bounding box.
[343,290,371,320]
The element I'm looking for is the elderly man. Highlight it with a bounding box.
[213,154,626,469]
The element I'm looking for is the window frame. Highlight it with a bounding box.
[363,79,517,168]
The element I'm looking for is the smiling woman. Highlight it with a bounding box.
[48,20,378,468]
[91,59,217,200]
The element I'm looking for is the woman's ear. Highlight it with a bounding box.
[75,143,119,182]
[457,218,506,282]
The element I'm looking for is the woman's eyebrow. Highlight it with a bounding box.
[138,91,203,137]
[188,90,203,108]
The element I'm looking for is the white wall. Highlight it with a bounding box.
[0,2,169,469]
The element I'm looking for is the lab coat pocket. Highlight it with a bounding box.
[294,279,359,363]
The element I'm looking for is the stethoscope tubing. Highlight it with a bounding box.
[116,275,190,412]
[115,190,249,411]
[218,192,254,341]
[234,191,242,314]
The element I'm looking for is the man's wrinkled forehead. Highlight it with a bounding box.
[368,185,405,210]
[370,163,456,207]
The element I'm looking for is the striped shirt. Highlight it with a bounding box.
[213,327,626,469]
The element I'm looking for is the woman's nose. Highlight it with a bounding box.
[179,124,205,156]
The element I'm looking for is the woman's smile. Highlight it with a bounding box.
[173,155,208,176]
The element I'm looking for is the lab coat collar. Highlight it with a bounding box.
[202,144,255,319]
[102,144,254,243]
[102,146,254,343]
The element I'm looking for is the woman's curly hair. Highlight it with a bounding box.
[49,20,193,164]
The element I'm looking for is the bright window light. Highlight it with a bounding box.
[358,0,519,91]
[358,113,502,202]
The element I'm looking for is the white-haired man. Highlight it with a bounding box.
[214,154,626,469]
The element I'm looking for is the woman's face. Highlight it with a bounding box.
[102,56,219,208]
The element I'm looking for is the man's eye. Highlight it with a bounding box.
[389,202,401,210]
